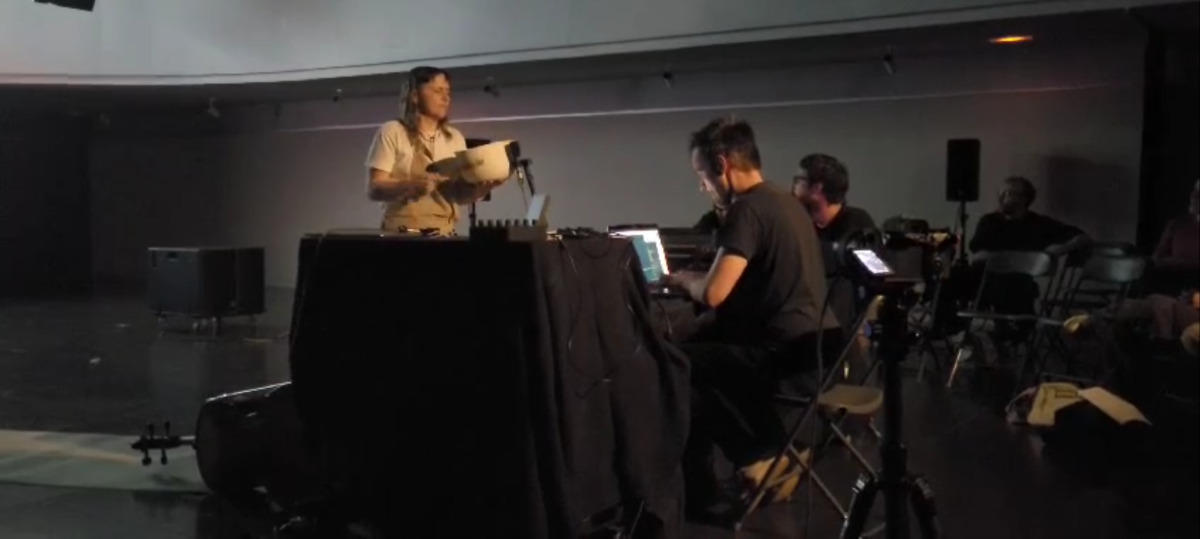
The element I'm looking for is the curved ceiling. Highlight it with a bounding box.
[0,0,1187,86]
[0,5,1177,118]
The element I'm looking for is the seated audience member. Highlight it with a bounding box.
[968,176,1090,314]
[1114,291,1200,346]
[665,117,841,517]
[793,153,877,247]
[1150,180,1199,293]
[793,153,877,376]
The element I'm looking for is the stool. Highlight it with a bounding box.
[735,383,884,531]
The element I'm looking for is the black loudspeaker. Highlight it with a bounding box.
[945,139,981,202]
[147,247,266,319]
[34,0,96,11]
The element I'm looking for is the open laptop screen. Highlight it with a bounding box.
[611,228,671,283]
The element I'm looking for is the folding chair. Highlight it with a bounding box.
[1042,245,1137,317]
[735,296,886,531]
[947,251,1059,388]
[1034,255,1146,386]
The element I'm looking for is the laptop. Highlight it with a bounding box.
[609,227,685,297]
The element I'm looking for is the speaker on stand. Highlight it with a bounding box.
[945,139,980,264]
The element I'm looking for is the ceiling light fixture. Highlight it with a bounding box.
[990,35,1033,45]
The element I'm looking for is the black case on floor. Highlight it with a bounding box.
[147,247,265,318]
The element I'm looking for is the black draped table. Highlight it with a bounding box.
[288,233,690,538]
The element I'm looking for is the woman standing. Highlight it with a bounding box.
[364,66,494,235]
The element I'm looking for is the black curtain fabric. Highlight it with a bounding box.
[0,114,92,297]
[1136,6,1199,251]
[289,234,689,538]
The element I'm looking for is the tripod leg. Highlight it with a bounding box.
[907,475,943,539]
[839,474,879,539]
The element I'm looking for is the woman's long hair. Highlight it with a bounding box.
[398,66,452,136]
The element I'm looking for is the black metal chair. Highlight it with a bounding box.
[1034,255,1147,386]
[1043,243,1139,316]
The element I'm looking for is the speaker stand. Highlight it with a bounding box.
[952,199,969,264]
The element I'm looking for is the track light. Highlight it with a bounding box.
[662,70,675,88]
[333,89,343,103]
[206,98,220,119]
[882,49,896,76]
[990,35,1033,45]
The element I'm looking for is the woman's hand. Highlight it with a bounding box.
[403,175,444,199]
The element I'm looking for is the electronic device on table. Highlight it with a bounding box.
[469,194,551,242]
[609,225,686,298]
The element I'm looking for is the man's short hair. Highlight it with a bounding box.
[1005,176,1037,205]
[689,117,762,175]
[798,153,850,204]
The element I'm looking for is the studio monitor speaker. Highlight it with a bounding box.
[34,0,96,11]
[147,247,265,319]
[945,139,981,202]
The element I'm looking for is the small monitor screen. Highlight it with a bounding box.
[852,249,894,276]
[611,229,671,283]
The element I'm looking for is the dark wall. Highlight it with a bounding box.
[1136,4,1199,251]
[0,113,93,297]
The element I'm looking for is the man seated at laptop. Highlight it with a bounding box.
[663,117,841,517]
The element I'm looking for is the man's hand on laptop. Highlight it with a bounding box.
[663,270,706,301]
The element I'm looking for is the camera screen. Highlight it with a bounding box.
[852,249,894,276]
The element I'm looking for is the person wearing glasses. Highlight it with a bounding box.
[364,66,498,236]
[792,153,877,342]
[792,153,876,247]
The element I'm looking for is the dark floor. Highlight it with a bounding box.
[0,289,1196,538]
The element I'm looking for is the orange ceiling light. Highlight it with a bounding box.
[990,35,1034,45]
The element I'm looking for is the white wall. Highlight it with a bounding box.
[1,0,1176,84]
[89,40,1145,287]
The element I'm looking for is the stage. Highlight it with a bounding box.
[0,288,1194,538]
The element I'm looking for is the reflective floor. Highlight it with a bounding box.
[0,289,1195,538]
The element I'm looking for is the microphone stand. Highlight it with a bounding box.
[469,197,487,229]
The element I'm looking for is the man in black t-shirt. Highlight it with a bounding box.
[665,118,841,516]
[793,153,877,248]
[693,206,725,234]
[969,176,1090,314]
[793,153,877,331]
[969,176,1087,255]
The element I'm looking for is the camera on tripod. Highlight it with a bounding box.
[825,227,943,539]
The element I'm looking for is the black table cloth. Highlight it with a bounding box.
[288,233,690,538]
